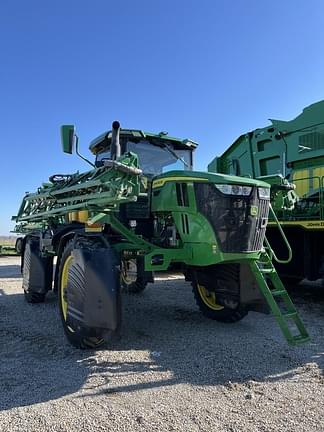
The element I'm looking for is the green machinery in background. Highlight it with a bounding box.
[209,100,324,284]
[13,121,309,348]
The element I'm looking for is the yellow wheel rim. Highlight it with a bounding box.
[60,255,73,321]
[197,284,224,311]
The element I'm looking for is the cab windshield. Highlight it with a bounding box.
[96,150,111,165]
[126,140,192,176]
[95,140,193,175]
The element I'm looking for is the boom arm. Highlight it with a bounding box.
[13,152,142,231]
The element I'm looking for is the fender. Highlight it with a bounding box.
[65,245,121,338]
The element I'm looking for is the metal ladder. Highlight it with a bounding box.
[250,205,310,345]
[250,251,309,345]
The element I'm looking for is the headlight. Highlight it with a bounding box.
[258,187,270,199]
[215,184,252,196]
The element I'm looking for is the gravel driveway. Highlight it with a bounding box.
[0,256,323,431]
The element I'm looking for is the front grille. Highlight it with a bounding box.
[194,183,269,253]
[251,197,269,251]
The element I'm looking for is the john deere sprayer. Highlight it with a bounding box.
[209,100,324,284]
[13,121,309,348]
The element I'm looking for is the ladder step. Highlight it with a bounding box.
[283,312,298,319]
[259,268,275,274]
[289,335,311,345]
[271,289,287,296]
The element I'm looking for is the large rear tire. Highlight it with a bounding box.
[58,240,105,349]
[192,265,248,323]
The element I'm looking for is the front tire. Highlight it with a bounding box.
[58,240,105,349]
[121,258,148,294]
[192,265,248,323]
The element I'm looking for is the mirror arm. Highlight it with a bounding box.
[75,136,95,168]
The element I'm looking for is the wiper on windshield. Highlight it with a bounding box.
[162,143,190,168]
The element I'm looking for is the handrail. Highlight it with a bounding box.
[265,204,292,264]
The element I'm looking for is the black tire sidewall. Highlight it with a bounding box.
[22,236,46,303]
[57,240,107,349]
[57,241,82,346]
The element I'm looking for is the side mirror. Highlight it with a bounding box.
[61,125,75,154]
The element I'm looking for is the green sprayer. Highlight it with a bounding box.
[13,121,309,348]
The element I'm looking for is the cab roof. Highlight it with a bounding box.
[89,128,198,155]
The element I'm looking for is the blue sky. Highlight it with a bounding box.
[1,0,324,234]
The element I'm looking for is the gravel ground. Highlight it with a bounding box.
[0,256,323,432]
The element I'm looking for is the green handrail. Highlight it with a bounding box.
[265,204,292,264]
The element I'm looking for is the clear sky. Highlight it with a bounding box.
[1,0,324,234]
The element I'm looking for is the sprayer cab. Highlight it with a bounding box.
[89,124,197,176]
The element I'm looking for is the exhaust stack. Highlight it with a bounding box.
[111,121,121,160]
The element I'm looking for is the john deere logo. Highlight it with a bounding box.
[250,206,258,216]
